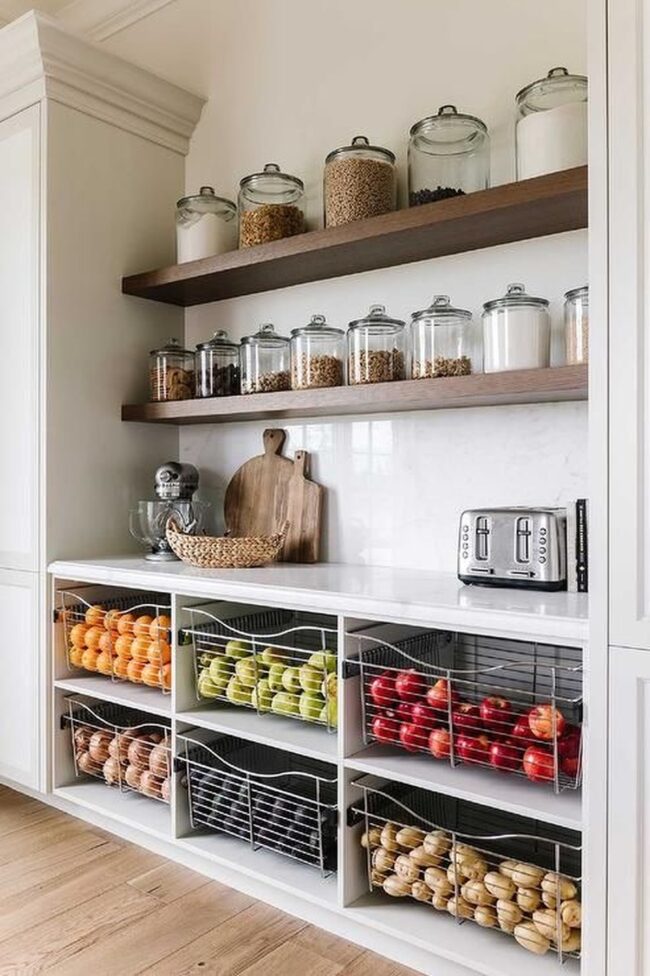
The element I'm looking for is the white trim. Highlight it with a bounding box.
[59,0,178,42]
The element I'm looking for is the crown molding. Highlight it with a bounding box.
[0,11,204,154]
[58,0,179,42]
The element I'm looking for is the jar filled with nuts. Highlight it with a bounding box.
[290,314,345,390]
[240,323,291,394]
[238,163,305,248]
[409,295,480,379]
[347,305,407,385]
[324,136,396,227]
[149,338,195,402]
[195,330,241,398]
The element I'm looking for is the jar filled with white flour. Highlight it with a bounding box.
[482,283,550,373]
[176,186,237,263]
[515,67,588,181]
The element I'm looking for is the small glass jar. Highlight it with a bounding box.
[347,304,407,385]
[564,285,589,365]
[290,314,345,390]
[238,163,305,248]
[410,295,479,378]
[175,187,237,263]
[516,67,588,181]
[195,330,241,398]
[408,105,490,206]
[324,136,396,227]
[149,338,195,402]
[482,283,551,374]
[240,323,291,394]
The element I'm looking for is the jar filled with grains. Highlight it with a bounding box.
[408,105,490,206]
[238,163,305,248]
[195,330,241,398]
[324,135,396,227]
[240,323,291,394]
[290,314,345,389]
[409,295,480,379]
[564,285,589,365]
[347,304,407,385]
[149,338,195,402]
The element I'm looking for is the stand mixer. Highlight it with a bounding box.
[130,462,209,561]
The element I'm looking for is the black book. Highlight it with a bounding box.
[576,498,589,593]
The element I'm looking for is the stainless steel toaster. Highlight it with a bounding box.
[458,507,567,590]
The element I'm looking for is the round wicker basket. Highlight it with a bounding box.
[166,517,287,569]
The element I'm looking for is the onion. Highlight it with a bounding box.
[88,731,112,764]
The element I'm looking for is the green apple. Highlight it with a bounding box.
[298,664,322,695]
[321,672,338,701]
[271,691,300,716]
[299,692,326,722]
[235,656,258,688]
[198,650,215,669]
[225,639,251,660]
[319,697,338,728]
[260,646,287,667]
[281,666,301,694]
[197,670,221,700]
[225,675,252,706]
[268,662,285,692]
[308,650,337,674]
[208,655,231,690]
[251,678,272,713]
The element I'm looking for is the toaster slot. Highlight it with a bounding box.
[475,516,490,561]
[515,515,532,563]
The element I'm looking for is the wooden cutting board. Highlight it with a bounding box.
[223,428,324,563]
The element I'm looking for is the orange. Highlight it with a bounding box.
[149,615,171,642]
[141,663,161,688]
[96,650,114,676]
[68,645,84,668]
[81,648,99,672]
[84,605,105,627]
[113,657,130,680]
[69,623,88,648]
[147,640,171,667]
[104,609,121,632]
[162,663,171,691]
[126,659,145,683]
[98,631,114,655]
[114,635,133,659]
[117,613,135,636]
[133,615,154,639]
[130,637,151,663]
[84,626,103,651]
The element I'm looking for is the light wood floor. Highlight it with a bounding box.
[0,786,418,976]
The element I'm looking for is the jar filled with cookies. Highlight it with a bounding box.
[149,338,195,402]
[291,314,345,389]
[347,304,407,385]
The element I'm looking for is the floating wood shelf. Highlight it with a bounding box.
[122,167,588,307]
[122,365,588,425]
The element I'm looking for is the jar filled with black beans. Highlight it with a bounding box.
[195,330,241,398]
[408,105,490,206]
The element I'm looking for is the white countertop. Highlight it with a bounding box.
[49,556,588,643]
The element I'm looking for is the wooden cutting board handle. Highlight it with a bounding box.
[263,428,286,455]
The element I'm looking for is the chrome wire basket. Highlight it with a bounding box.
[177,732,338,876]
[349,629,583,792]
[349,775,582,963]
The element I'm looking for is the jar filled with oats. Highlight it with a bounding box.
[149,338,195,402]
[240,323,291,394]
[324,136,396,227]
[238,163,305,248]
[347,305,407,385]
[409,295,480,379]
[291,314,345,389]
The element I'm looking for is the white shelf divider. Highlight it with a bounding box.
[54,675,172,718]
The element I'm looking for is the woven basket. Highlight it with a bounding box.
[166,517,287,569]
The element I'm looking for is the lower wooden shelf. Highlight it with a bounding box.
[122,365,588,426]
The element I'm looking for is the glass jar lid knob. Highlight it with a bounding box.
[263,163,280,174]
[199,186,216,196]
[547,67,569,79]
[431,295,451,308]
[438,105,459,116]
[368,303,387,317]
[351,136,370,146]
[506,283,526,296]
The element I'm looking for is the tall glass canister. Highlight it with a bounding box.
[291,314,345,389]
[238,163,305,247]
[408,105,490,206]
[347,305,407,384]
[516,67,588,180]
[410,295,480,378]
[324,136,396,227]
[240,323,291,393]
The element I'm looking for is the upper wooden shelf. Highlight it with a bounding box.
[122,167,588,307]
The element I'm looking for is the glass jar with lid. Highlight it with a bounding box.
[482,283,551,373]
[408,105,490,206]
[149,338,195,402]
[410,295,479,378]
[516,67,588,181]
[291,314,345,389]
[176,187,237,263]
[564,285,589,365]
[195,330,241,398]
[347,304,407,385]
[240,323,291,394]
[238,163,305,248]
[323,136,396,227]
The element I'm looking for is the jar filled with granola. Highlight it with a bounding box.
[347,304,407,385]
[409,295,479,378]
[149,338,195,402]
[240,323,291,394]
[238,163,304,248]
[291,314,345,389]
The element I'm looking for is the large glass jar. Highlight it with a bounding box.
[482,283,551,373]
[176,187,237,263]
[149,338,195,402]
[564,285,589,365]
[410,295,479,378]
[516,67,588,181]
[195,330,241,398]
[408,105,490,206]
[240,323,291,394]
[324,136,396,227]
[347,305,407,385]
[291,314,345,389]
[238,163,305,248]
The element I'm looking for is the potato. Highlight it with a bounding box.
[409,845,441,869]
[517,887,542,913]
[447,895,473,919]
[542,873,578,901]
[514,921,551,955]
[411,880,432,903]
[424,866,452,896]
[496,898,523,933]
[512,863,545,889]
[542,890,557,909]
[372,847,396,875]
[559,929,582,953]
[532,908,570,943]
[461,880,495,906]
[483,870,516,901]
[394,854,420,885]
[498,858,518,879]
[361,826,382,850]
[396,826,425,850]
[380,823,400,852]
[383,874,411,897]
[423,830,451,858]
[474,905,498,928]
[446,863,463,888]
[560,899,582,929]
[463,858,488,881]
[370,868,383,887]
[431,891,448,911]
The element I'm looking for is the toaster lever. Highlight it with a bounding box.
[507,569,535,578]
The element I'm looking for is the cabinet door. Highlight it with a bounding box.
[0,105,40,572]
[0,569,41,789]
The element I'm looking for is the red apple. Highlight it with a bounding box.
[429,727,452,760]
[561,755,581,778]
[371,713,399,745]
[369,672,396,709]
[399,722,427,753]
[411,702,438,729]
[557,724,581,758]
[523,745,556,782]
[489,739,520,772]
[479,696,513,736]
[426,678,459,714]
[395,669,426,703]
[456,733,491,765]
[511,715,533,742]
[528,704,566,741]
[452,702,481,732]
[393,702,414,723]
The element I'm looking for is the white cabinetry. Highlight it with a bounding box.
[0,570,40,788]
